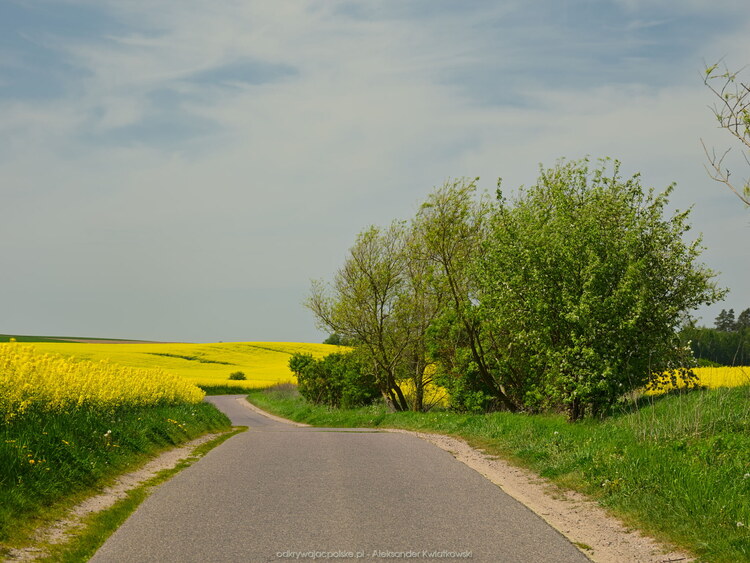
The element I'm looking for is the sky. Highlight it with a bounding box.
[1,0,749,343]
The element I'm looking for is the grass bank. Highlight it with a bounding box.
[248,384,750,563]
[0,402,230,549]
[35,427,244,563]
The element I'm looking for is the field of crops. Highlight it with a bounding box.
[0,341,231,546]
[692,365,750,388]
[29,341,344,389]
[649,365,750,394]
[0,342,203,420]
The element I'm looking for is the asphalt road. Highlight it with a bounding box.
[90,395,590,563]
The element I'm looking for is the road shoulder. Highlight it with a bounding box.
[387,429,693,563]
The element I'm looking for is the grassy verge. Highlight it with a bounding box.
[36,427,245,563]
[197,383,260,395]
[0,334,74,343]
[0,402,231,549]
[0,334,147,343]
[248,384,750,563]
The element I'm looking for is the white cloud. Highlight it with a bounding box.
[1,0,748,340]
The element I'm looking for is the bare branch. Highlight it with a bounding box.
[701,139,750,206]
[702,61,750,207]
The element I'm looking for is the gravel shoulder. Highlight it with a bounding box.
[2,432,227,562]
[386,429,693,563]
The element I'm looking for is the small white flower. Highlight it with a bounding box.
[737,522,745,528]
[744,473,750,479]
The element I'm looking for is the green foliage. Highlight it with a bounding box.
[475,158,725,419]
[0,403,230,542]
[288,352,315,377]
[307,222,439,411]
[261,383,300,400]
[713,307,750,333]
[291,351,379,409]
[322,333,355,346]
[306,158,724,419]
[197,384,251,395]
[323,333,341,345]
[739,308,750,330]
[425,311,494,413]
[228,371,247,380]
[0,335,70,343]
[715,308,738,332]
[414,180,520,413]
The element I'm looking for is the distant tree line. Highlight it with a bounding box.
[680,308,750,366]
[298,158,725,420]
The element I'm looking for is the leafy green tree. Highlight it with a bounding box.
[412,179,518,413]
[322,333,356,346]
[475,158,726,420]
[323,334,342,345]
[289,352,315,378]
[307,222,433,411]
[703,62,750,206]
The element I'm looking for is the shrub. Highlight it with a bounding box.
[291,352,379,409]
[475,158,725,419]
[228,371,247,380]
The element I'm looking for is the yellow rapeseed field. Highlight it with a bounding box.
[30,341,343,389]
[0,342,204,420]
[649,365,750,394]
[690,366,750,388]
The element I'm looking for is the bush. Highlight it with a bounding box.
[228,371,247,380]
[290,352,379,409]
[475,158,724,419]
[288,353,314,377]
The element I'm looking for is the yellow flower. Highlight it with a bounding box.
[0,342,205,413]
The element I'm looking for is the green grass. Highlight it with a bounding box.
[0,402,231,548]
[0,334,149,343]
[198,384,256,395]
[35,427,245,563]
[247,385,750,563]
[0,334,76,343]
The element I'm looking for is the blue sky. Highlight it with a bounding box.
[1,0,748,342]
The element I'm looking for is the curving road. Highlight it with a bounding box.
[90,395,590,563]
